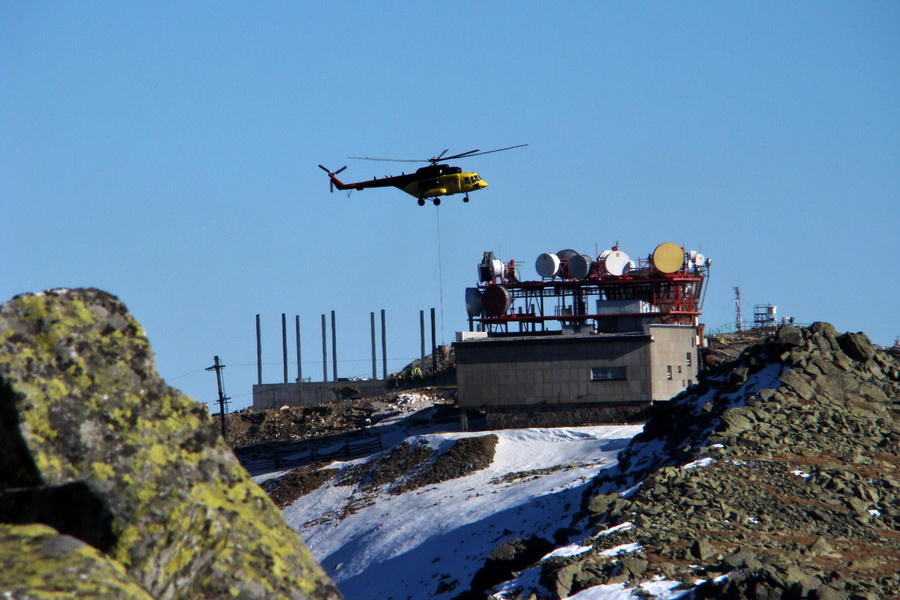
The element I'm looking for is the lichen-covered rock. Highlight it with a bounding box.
[0,289,342,599]
[0,523,153,599]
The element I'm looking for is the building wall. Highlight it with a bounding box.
[648,325,700,400]
[252,380,394,411]
[456,332,651,408]
[455,325,698,409]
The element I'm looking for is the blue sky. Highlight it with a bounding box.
[3,2,898,411]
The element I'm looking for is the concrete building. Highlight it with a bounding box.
[454,324,700,427]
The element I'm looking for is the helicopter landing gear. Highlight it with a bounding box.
[463,194,470,202]
[417,198,425,206]
[433,197,441,206]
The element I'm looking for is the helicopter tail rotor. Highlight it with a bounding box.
[318,164,347,192]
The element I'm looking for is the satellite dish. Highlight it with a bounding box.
[481,284,510,317]
[599,249,631,276]
[478,251,504,283]
[465,287,483,318]
[556,249,579,261]
[535,253,561,278]
[651,242,685,274]
[567,254,594,279]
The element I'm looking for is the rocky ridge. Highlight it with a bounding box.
[508,323,899,599]
[262,433,499,510]
[0,289,342,599]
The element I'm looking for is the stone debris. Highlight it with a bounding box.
[226,389,454,448]
[525,323,899,599]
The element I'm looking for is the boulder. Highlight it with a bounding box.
[837,332,875,363]
[0,289,341,599]
[0,523,153,599]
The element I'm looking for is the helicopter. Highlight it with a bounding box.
[318,144,527,206]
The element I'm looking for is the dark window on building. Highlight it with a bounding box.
[591,366,627,381]
[666,366,673,380]
[686,352,692,367]
[677,365,682,374]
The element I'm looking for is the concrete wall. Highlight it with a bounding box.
[648,325,700,400]
[455,325,698,409]
[455,331,653,408]
[252,380,394,411]
[251,371,457,411]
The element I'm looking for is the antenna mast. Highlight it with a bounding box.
[734,286,743,333]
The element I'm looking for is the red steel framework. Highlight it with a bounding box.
[471,253,706,334]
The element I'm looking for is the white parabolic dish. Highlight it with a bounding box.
[600,249,631,276]
[535,252,561,278]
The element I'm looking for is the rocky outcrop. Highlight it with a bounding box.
[0,523,154,599]
[530,323,899,599]
[0,289,342,599]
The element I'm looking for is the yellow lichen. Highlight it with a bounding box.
[91,461,116,481]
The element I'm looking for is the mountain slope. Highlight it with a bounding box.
[264,426,641,600]
[529,323,899,599]
[261,322,898,600]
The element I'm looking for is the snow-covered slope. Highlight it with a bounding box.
[253,324,900,600]
[267,425,641,600]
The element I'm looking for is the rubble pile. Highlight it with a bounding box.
[226,390,452,448]
[522,323,899,599]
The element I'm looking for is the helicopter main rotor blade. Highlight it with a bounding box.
[348,144,527,164]
[348,156,428,162]
[440,149,480,161]
[444,144,528,160]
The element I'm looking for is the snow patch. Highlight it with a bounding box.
[595,522,633,537]
[543,544,593,560]
[599,542,642,557]
[283,425,643,600]
[566,576,689,599]
[683,457,714,470]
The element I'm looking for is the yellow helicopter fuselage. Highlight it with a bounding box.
[400,170,488,199]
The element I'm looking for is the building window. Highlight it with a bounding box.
[677,365,682,374]
[686,352,692,367]
[666,366,673,380]
[591,366,627,381]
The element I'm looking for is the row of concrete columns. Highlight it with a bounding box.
[255,308,437,384]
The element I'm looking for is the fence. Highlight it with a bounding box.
[238,435,384,475]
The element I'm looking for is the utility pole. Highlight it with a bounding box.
[734,286,743,333]
[206,356,230,441]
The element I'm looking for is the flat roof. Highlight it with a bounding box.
[454,323,697,347]
[454,331,651,346]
